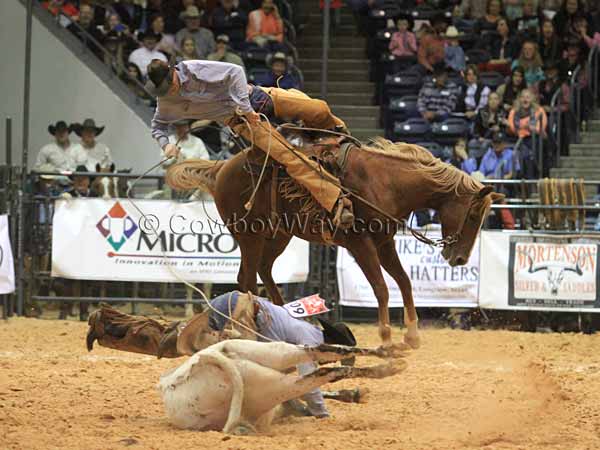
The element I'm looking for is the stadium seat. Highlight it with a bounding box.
[242,47,270,68]
[479,71,505,90]
[431,118,470,145]
[410,6,452,21]
[393,118,431,143]
[415,141,445,159]
[465,49,491,65]
[248,67,270,83]
[384,95,419,138]
[383,71,422,99]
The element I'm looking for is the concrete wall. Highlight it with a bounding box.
[0,0,159,170]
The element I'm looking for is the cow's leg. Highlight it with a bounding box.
[257,235,292,306]
[216,340,405,373]
[235,234,264,295]
[346,238,393,347]
[376,239,420,349]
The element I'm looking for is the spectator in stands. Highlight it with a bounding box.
[497,65,527,111]
[112,0,144,32]
[102,31,126,77]
[176,36,200,62]
[580,22,600,49]
[148,14,176,58]
[474,91,507,138]
[417,63,459,122]
[255,52,300,89]
[444,26,466,72]
[553,0,587,36]
[512,40,544,86]
[129,31,168,78]
[34,121,77,172]
[207,34,245,68]
[176,6,216,58]
[71,119,114,171]
[211,0,249,50]
[67,3,103,53]
[536,61,569,114]
[388,17,417,58]
[479,131,517,179]
[460,65,491,118]
[487,17,519,67]
[514,0,541,40]
[122,62,152,100]
[415,21,446,75]
[559,39,584,80]
[41,0,78,19]
[163,120,210,166]
[538,19,562,64]
[454,0,488,20]
[246,0,284,50]
[538,0,563,19]
[507,88,547,178]
[503,0,523,21]
[447,138,478,174]
[64,165,97,198]
[474,0,504,34]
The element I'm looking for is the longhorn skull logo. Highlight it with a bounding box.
[524,252,585,296]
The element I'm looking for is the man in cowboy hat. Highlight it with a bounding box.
[63,165,97,198]
[255,51,300,90]
[146,58,355,229]
[34,121,78,172]
[443,26,466,72]
[165,119,209,165]
[71,119,114,172]
[128,30,167,77]
[175,5,216,59]
[207,34,245,68]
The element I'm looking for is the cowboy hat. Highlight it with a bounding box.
[69,165,90,181]
[35,163,62,180]
[145,59,173,97]
[443,26,463,39]
[216,34,230,44]
[318,318,357,347]
[181,5,201,19]
[72,119,105,137]
[48,120,73,136]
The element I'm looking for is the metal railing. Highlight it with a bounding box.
[570,65,583,144]
[588,44,599,107]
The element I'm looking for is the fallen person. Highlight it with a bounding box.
[87,291,369,418]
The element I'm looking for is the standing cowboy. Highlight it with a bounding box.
[34,121,78,172]
[71,119,114,172]
[146,59,354,228]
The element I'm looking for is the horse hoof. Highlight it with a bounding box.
[403,333,421,350]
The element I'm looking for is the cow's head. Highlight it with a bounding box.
[526,253,584,296]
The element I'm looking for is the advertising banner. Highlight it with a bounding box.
[0,215,15,294]
[51,199,309,283]
[337,232,479,308]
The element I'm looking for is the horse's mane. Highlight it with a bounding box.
[361,138,484,196]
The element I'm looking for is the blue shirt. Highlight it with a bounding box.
[209,291,328,417]
[255,71,300,90]
[479,147,517,178]
[445,45,466,72]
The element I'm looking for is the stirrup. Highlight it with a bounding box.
[332,196,354,230]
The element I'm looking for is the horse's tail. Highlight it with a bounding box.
[165,159,225,194]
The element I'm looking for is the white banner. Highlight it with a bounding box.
[51,199,309,283]
[337,232,479,308]
[479,231,600,312]
[0,215,15,294]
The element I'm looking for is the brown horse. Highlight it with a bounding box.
[166,138,504,348]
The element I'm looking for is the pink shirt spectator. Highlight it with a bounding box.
[583,33,600,49]
[389,30,417,57]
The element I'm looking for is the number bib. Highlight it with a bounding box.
[283,294,330,319]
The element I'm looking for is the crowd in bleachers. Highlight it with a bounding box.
[40,0,303,104]
[351,0,599,186]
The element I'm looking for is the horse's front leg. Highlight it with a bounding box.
[235,234,264,295]
[257,235,292,306]
[346,238,393,347]
[376,239,420,349]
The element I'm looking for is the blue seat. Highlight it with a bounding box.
[384,95,419,138]
[415,141,444,159]
[431,118,470,145]
[247,67,270,83]
[383,71,422,99]
[242,48,270,67]
[393,118,431,143]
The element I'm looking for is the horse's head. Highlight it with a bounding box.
[439,185,505,266]
[91,163,117,199]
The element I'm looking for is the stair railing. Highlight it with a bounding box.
[569,65,582,144]
[548,87,562,173]
[54,12,153,104]
[588,44,599,107]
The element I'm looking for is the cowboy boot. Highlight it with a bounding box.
[332,196,354,230]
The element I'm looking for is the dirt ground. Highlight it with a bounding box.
[1,318,600,450]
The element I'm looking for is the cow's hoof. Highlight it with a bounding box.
[403,332,421,350]
[231,422,256,436]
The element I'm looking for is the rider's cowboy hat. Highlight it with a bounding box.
[146,59,174,98]
[72,118,105,137]
[318,318,357,347]
[48,120,73,136]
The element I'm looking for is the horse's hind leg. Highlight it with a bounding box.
[235,234,264,295]
[377,239,420,349]
[257,235,292,306]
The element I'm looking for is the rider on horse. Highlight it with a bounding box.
[146,59,355,229]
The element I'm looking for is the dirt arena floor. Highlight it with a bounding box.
[1,317,600,450]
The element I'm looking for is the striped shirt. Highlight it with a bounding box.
[417,80,459,115]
